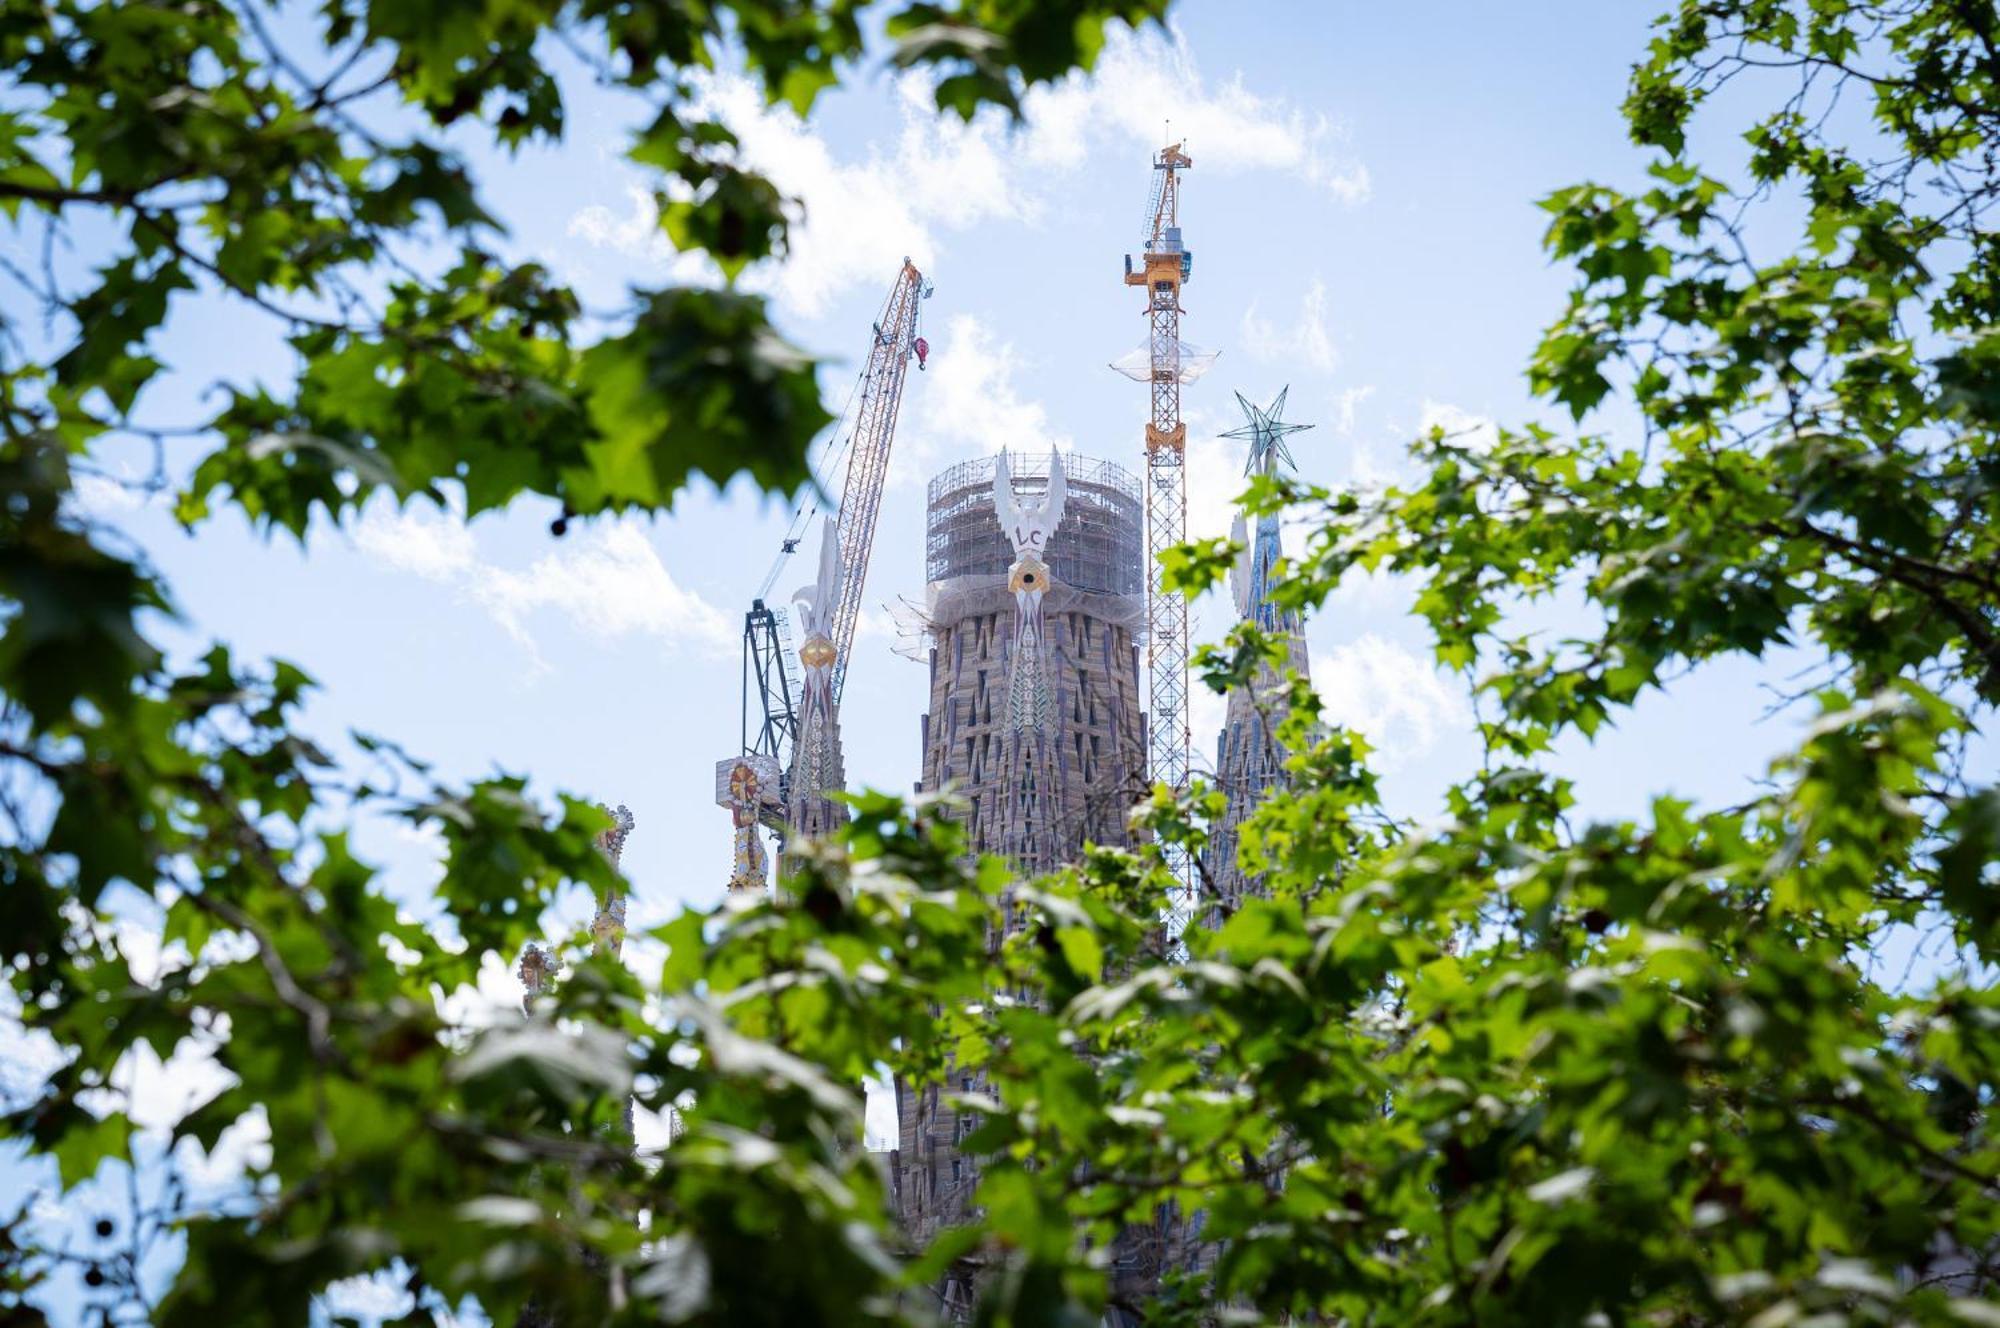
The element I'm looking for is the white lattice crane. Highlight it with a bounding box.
[720,260,931,887]
[824,259,928,703]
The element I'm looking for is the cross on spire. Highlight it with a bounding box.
[1220,385,1313,477]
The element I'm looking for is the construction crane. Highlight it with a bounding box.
[1121,141,1199,934]
[733,259,931,823]
[825,259,929,704]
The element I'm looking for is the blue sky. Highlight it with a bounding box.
[21,2,1981,1318]
[65,0,1734,935]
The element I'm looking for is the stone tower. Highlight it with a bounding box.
[1208,388,1314,916]
[786,517,850,849]
[893,451,1148,1314]
[908,451,1148,874]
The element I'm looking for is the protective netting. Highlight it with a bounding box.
[892,575,1147,662]
[1108,338,1219,385]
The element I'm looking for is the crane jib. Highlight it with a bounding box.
[827,259,925,706]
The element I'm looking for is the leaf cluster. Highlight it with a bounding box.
[3,1,1998,1325]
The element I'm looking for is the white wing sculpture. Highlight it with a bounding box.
[1229,511,1253,617]
[993,450,1068,557]
[993,450,1021,546]
[792,516,843,642]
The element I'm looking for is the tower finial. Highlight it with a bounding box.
[1220,388,1315,641]
[1220,385,1314,478]
[590,803,634,956]
[596,802,636,866]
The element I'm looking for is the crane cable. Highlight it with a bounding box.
[752,277,924,603]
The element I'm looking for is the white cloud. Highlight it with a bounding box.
[353,500,477,580]
[1345,437,1407,494]
[474,524,734,657]
[61,458,163,522]
[570,182,666,256]
[1239,277,1338,375]
[1312,632,1470,766]
[1334,384,1375,434]
[1021,27,1372,205]
[1182,401,1250,544]
[351,503,733,667]
[566,73,1029,318]
[321,1274,416,1323]
[853,604,900,643]
[1320,563,1405,618]
[1418,399,1500,453]
[563,186,720,292]
[703,74,1023,316]
[69,472,149,516]
[900,313,1074,484]
[566,26,1368,317]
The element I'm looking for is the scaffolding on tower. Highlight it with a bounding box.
[1115,141,1209,940]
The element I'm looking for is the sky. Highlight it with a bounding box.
[17,1,1986,1320]
[64,0,1726,935]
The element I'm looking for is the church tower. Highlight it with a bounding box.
[909,451,1149,875]
[892,451,1148,1312]
[1207,388,1314,916]
[786,518,851,850]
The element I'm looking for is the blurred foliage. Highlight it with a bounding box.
[0,0,1173,529]
[2,0,1997,1325]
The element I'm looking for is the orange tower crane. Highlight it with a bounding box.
[1122,141,1198,931]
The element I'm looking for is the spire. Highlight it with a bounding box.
[517,802,635,1009]
[1206,388,1316,921]
[591,804,635,957]
[994,451,1070,875]
[1219,387,1314,641]
[716,754,781,894]
[786,518,850,847]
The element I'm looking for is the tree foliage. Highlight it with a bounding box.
[2,0,1996,1325]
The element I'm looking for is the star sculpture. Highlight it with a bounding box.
[1220,385,1314,477]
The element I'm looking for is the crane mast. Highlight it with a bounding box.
[1123,142,1197,934]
